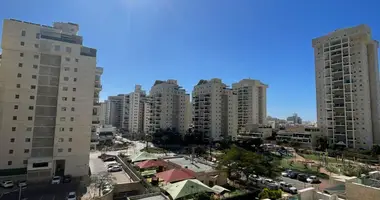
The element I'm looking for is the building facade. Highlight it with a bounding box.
[313,25,380,149]
[148,80,190,135]
[232,79,268,132]
[0,19,98,179]
[192,79,237,141]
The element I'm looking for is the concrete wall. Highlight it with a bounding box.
[346,180,380,200]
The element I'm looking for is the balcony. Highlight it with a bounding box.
[92,120,100,124]
[93,102,101,106]
[332,77,343,82]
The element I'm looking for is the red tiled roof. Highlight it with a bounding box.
[137,160,169,169]
[155,168,196,183]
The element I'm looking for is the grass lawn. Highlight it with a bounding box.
[301,153,341,164]
[141,147,166,153]
[280,159,329,179]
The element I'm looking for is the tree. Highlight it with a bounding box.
[217,145,281,179]
[371,145,380,157]
[90,172,115,196]
[258,188,282,200]
[316,137,329,151]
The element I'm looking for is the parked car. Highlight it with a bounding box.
[108,166,122,172]
[297,174,308,182]
[63,175,72,183]
[281,170,292,177]
[306,175,321,184]
[17,180,27,188]
[103,156,116,162]
[263,179,279,190]
[288,171,300,179]
[66,191,77,200]
[102,187,112,195]
[1,180,14,188]
[107,163,121,168]
[279,181,297,194]
[51,176,61,184]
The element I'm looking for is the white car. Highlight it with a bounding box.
[108,166,122,172]
[66,191,76,200]
[107,163,121,168]
[1,180,14,188]
[51,176,61,184]
[306,176,320,184]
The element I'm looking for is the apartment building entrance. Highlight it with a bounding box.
[54,160,65,176]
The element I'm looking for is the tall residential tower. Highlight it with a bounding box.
[313,25,380,149]
[0,19,98,179]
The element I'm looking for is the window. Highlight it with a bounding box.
[54,45,60,51]
[74,68,78,72]
[29,106,34,110]
[66,47,72,53]
[60,117,65,121]
[73,88,76,92]
[31,85,36,89]
[20,53,24,57]
[73,78,77,82]
[21,30,26,36]
[26,127,32,131]
[64,67,70,71]
[61,107,67,111]
[36,33,40,39]
[63,87,68,91]
[18,63,23,67]
[62,97,67,101]
[13,116,17,120]
[8,161,12,166]
[34,44,39,48]
[14,105,18,110]
[17,73,22,78]
[34,55,39,59]
[30,96,35,100]
[58,148,63,153]
[10,138,15,142]
[75,58,79,62]
[70,117,74,122]
[20,42,25,46]
[24,149,29,153]
[69,128,73,132]
[25,138,31,142]
[12,127,16,131]
[28,116,33,121]
[72,97,76,101]
[68,148,72,152]
[32,65,38,69]
[65,57,70,62]
[59,127,65,131]
[71,107,75,111]
[64,77,69,81]
[16,84,21,88]
[15,94,19,99]
[32,75,37,79]
[9,150,13,154]
[69,138,72,142]
[23,160,28,165]
[58,138,64,142]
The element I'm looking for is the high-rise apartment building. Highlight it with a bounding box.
[313,25,380,149]
[92,67,103,130]
[107,85,147,133]
[192,79,238,141]
[148,80,190,134]
[232,79,268,131]
[0,19,98,179]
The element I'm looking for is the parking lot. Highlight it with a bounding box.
[0,182,80,200]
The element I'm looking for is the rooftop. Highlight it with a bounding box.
[165,157,214,173]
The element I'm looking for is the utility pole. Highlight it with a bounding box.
[18,185,22,200]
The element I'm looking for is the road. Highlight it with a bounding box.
[0,182,79,200]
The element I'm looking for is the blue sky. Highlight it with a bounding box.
[1,0,380,121]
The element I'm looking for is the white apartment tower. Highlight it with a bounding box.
[192,79,238,141]
[232,79,268,131]
[148,80,190,134]
[313,25,380,149]
[92,67,103,130]
[0,19,98,179]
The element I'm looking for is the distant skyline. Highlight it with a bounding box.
[1,0,380,121]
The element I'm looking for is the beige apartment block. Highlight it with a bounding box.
[192,78,238,141]
[148,80,190,135]
[0,19,98,180]
[232,79,268,132]
[313,25,380,149]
